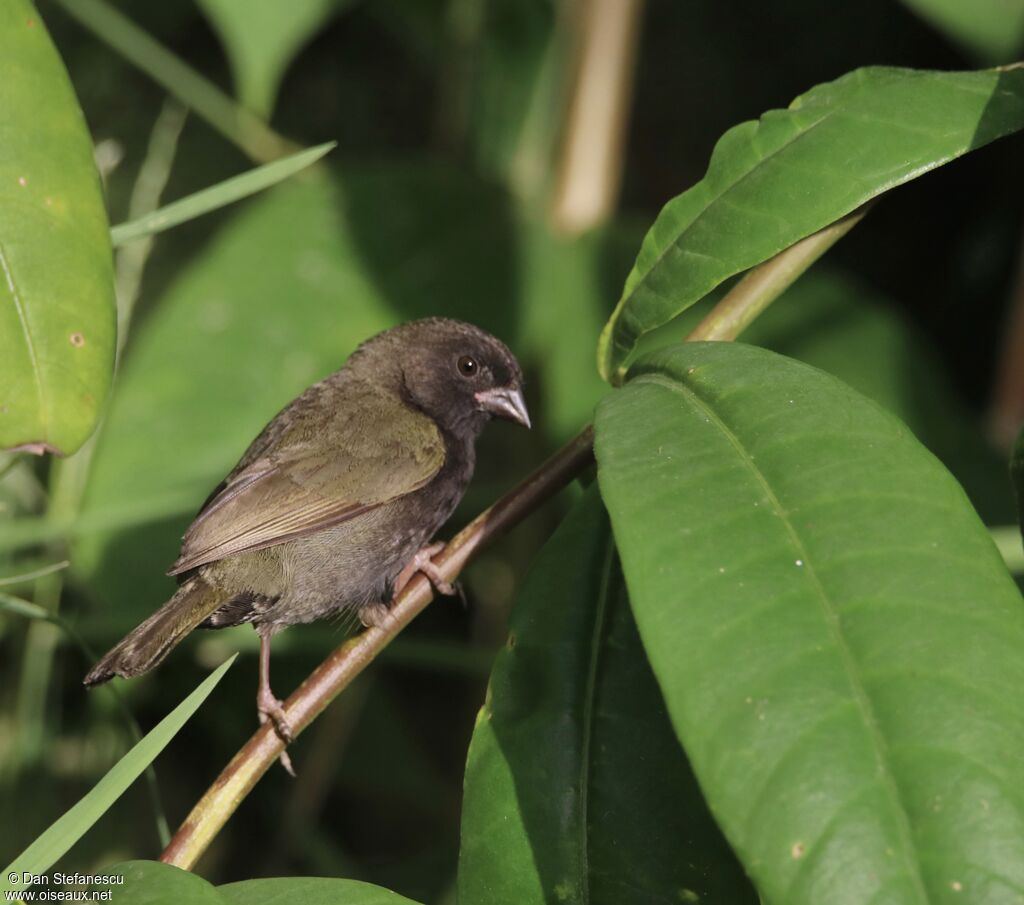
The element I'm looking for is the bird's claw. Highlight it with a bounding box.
[395,541,457,598]
[257,691,296,776]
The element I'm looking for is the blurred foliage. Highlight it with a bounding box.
[2,0,1024,903]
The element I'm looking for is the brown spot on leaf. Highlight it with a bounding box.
[791,842,805,859]
[70,332,85,347]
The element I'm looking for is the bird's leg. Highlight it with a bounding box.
[255,627,295,776]
[394,541,456,597]
[359,542,457,629]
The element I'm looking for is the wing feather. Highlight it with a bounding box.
[168,385,445,575]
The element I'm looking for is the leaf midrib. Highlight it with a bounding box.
[639,371,930,903]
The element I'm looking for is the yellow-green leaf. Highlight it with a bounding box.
[0,0,115,455]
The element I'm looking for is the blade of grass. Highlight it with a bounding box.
[0,560,68,586]
[0,655,235,894]
[110,142,337,246]
[51,0,292,163]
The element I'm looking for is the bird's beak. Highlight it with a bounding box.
[475,386,531,429]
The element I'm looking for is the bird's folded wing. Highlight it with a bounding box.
[168,398,446,575]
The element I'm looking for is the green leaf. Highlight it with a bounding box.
[597,66,1024,381]
[220,876,426,904]
[458,486,756,905]
[0,0,115,455]
[89,865,426,905]
[110,142,336,246]
[1012,425,1024,542]
[1,657,235,894]
[198,0,349,118]
[900,0,1024,63]
[96,862,229,905]
[594,342,1024,904]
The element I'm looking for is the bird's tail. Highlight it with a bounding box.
[83,576,223,686]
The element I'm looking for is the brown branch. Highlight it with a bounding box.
[160,426,594,869]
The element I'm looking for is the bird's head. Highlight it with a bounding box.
[354,318,530,436]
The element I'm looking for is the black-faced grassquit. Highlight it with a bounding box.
[85,318,530,765]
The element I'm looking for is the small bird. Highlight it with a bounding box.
[84,318,529,765]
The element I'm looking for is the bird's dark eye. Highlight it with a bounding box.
[457,355,479,377]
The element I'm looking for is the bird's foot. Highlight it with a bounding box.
[394,541,456,597]
[359,601,392,628]
[257,688,296,776]
[359,543,458,630]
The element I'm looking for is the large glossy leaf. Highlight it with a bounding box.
[597,66,1024,380]
[900,0,1024,63]
[458,486,756,905]
[1,657,234,895]
[594,342,1024,904]
[0,0,115,455]
[197,0,349,117]
[97,862,229,905]
[92,863,426,905]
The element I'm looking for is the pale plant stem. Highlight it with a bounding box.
[548,0,646,236]
[686,203,873,343]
